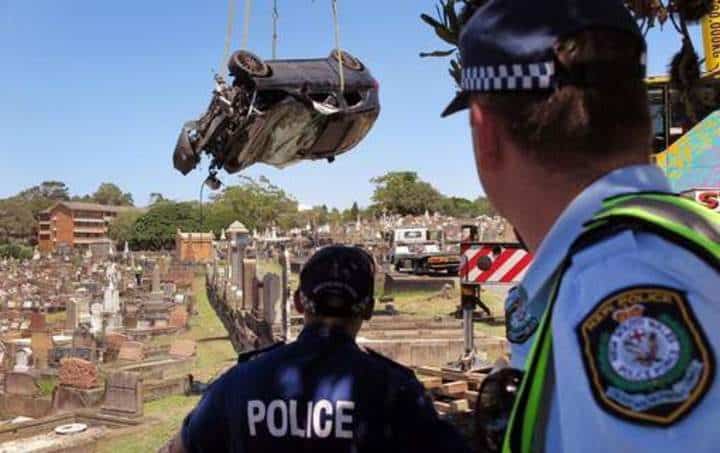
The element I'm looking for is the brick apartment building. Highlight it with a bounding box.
[37,202,140,253]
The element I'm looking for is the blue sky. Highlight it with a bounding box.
[0,1,700,208]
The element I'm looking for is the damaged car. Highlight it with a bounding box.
[173,50,380,176]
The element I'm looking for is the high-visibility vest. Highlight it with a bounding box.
[502,193,720,453]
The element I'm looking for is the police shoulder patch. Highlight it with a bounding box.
[505,286,538,344]
[577,286,714,426]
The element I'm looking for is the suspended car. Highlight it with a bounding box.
[173,50,380,176]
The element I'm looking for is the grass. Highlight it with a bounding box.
[97,275,236,452]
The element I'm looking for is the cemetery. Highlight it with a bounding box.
[0,217,511,450]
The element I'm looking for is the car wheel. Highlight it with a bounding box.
[228,50,271,78]
[329,49,364,71]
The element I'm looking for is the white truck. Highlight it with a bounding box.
[388,227,460,275]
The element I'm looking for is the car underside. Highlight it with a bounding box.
[173,50,380,177]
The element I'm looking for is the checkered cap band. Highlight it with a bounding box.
[461,55,646,92]
[461,61,556,92]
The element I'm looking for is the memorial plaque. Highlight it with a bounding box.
[101,371,143,417]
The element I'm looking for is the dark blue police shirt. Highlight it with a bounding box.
[182,324,471,453]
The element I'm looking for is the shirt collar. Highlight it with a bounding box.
[297,322,357,344]
[520,164,672,302]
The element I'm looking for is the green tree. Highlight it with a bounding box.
[0,198,35,243]
[107,211,142,248]
[371,172,443,216]
[16,181,71,217]
[0,243,33,260]
[205,176,299,234]
[132,201,201,250]
[474,197,497,216]
[350,202,360,220]
[148,193,166,205]
[437,196,479,218]
[91,183,134,206]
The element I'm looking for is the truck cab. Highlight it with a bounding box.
[388,227,459,275]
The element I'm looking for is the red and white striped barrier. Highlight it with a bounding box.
[459,244,532,284]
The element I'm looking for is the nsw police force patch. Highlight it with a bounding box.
[576,286,714,426]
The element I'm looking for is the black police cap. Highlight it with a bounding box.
[299,245,375,317]
[442,0,646,117]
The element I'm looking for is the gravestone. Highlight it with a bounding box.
[4,372,40,396]
[29,312,46,332]
[168,306,188,329]
[242,260,256,310]
[31,331,53,369]
[118,341,145,362]
[262,274,282,325]
[0,341,6,371]
[58,358,98,389]
[65,299,79,330]
[169,339,197,359]
[152,264,161,294]
[89,302,103,335]
[101,371,143,418]
[72,328,96,349]
[13,348,31,372]
[50,347,95,366]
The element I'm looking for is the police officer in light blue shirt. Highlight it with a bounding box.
[161,245,471,453]
[441,0,720,451]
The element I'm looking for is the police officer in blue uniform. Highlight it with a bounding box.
[441,0,720,451]
[162,245,471,453]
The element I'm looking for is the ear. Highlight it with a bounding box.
[293,290,305,314]
[470,100,502,170]
[362,298,375,320]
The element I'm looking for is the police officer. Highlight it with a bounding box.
[161,245,471,453]
[441,0,720,451]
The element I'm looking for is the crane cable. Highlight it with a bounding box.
[241,0,253,50]
[220,0,238,78]
[272,0,279,59]
[331,0,345,94]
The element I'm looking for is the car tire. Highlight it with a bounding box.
[228,50,271,78]
[329,49,364,71]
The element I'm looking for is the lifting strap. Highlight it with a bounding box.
[272,0,279,59]
[331,0,345,93]
[241,0,253,51]
[220,0,238,78]
[502,193,720,453]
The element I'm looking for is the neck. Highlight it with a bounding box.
[304,315,362,338]
[502,156,647,252]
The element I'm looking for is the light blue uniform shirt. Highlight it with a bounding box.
[508,164,720,452]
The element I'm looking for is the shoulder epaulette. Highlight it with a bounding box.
[237,341,285,364]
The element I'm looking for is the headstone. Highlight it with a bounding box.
[89,302,103,335]
[58,358,99,389]
[0,341,6,370]
[50,347,95,366]
[169,339,197,359]
[152,264,161,294]
[73,328,96,349]
[29,312,46,332]
[242,259,257,310]
[118,341,145,362]
[101,371,143,418]
[262,273,281,325]
[168,306,188,329]
[31,331,53,369]
[13,348,31,372]
[4,372,40,396]
[65,300,79,330]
